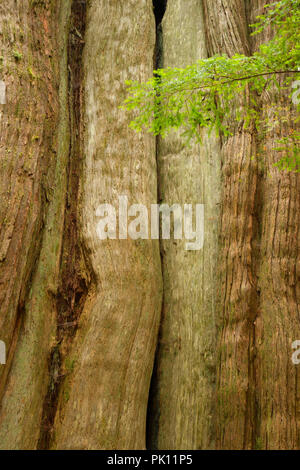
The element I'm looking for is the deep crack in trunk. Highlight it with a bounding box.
[146,0,168,450]
[37,0,88,450]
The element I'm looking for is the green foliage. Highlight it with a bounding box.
[123,0,300,171]
[273,131,300,171]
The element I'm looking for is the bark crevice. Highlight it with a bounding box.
[153,0,167,68]
[146,0,168,450]
[37,0,88,450]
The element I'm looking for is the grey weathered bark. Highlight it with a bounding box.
[147,0,221,450]
[52,0,162,450]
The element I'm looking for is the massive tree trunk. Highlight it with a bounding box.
[0,0,162,450]
[249,0,300,449]
[203,0,300,449]
[0,0,299,450]
[203,0,260,449]
[147,0,221,450]
[0,0,68,449]
[52,0,162,450]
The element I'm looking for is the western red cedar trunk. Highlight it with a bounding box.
[0,0,299,451]
[0,0,162,450]
[147,0,221,450]
[203,0,260,449]
[0,0,69,449]
[51,0,162,450]
[203,0,300,449]
[249,0,300,450]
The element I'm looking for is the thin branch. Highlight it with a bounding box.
[157,70,299,98]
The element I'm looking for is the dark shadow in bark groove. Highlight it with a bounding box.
[37,0,88,450]
[146,0,168,451]
[153,0,167,68]
[153,0,167,26]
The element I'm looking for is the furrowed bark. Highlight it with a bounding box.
[147,0,221,450]
[249,0,300,450]
[0,0,70,449]
[203,0,300,449]
[37,0,89,450]
[0,0,59,390]
[0,0,298,451]
[257,77,300,449]
[203,0,260,449]
[52,0,162,450]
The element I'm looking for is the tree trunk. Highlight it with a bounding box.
[0,0,162,450]
[0,0,299,450]
[147,0,221,450]
[203,0,300,449]
[249,0,300,449]
[0,0,68,449]
[52,0,162,450]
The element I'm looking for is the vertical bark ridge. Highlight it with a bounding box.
[248,0,300,449]
[0,0,71,449]
[203,0,261,449]
[52,0,162,450]
[147,0,221,450]
[203,0,300,449]
[37,0,89,450]
[0,0,59,394]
